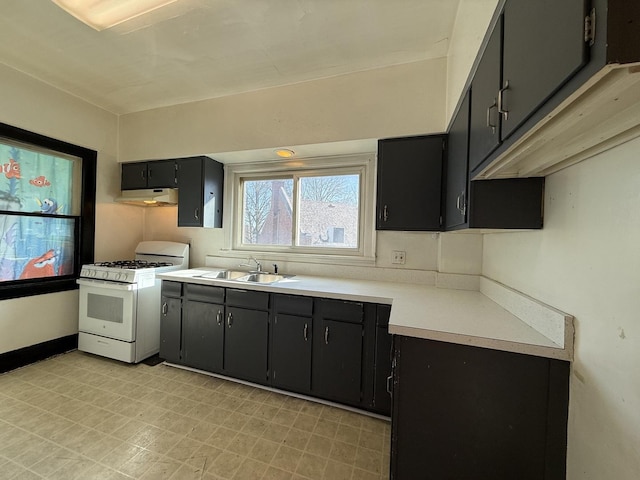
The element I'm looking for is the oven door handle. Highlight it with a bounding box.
[76,278,137,291]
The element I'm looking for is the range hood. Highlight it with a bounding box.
[115,188,178,206]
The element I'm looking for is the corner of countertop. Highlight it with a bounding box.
[479,276,575,361]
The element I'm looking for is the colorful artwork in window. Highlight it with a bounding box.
[0,141,76,282]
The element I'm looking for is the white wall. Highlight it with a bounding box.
[0,64,141,353]
[482,138,640,479]
[120,58,482,279]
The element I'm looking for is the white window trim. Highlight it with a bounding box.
[220,153,376,266]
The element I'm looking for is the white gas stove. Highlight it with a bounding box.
[77,241,189,363]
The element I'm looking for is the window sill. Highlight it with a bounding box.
[216,249,376,267]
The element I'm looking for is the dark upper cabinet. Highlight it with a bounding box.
[446,89,545,231]
[501,0,588,139]
[468,0,589,175]
[376,135,444,231]
[121,160,177,190]
[469,18,502,173]
[391,336,569,480]
[446,90,471,230]
[177,156,224,228]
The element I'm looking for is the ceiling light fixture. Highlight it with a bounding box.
[51,0,179,31]
[275,148,295,158]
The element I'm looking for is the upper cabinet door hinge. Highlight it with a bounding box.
[584,8,596,47]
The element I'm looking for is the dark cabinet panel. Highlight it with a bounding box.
[183,300,224,373]
[177,156,224,228]
[469,18,502,173]
[314,319,363,405]
[445,89,471,230]
[501,0,588,138]
[224,306,269,384]
[121,160,176,190]
[376,135,444,231]
[147,160,178,188]
[391,336,569,480]
[373,305,392,415]
[159,295,181,364]
[271,313,312,393]
[121,162,148,190]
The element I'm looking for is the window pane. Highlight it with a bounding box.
[242,178,293,246]
[0,140,78,215]
[0,215,76,282]
[297,174,359,248]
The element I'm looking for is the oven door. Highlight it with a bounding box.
[77,278,138,342]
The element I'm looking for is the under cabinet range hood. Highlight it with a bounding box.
[115,188,178,206]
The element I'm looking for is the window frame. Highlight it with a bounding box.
[0,122,96,300]
[223,154,376,265]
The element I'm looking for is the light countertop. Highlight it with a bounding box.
[158,268,573,361]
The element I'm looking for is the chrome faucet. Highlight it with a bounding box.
[240,256,262,272]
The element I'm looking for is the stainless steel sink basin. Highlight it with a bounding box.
[199,270,248,280]
[198,270,291,284]
[240,273,285,284]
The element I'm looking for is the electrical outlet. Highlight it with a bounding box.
[392,250,406,264]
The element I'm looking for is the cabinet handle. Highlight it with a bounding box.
[458,190,466,216]
[383,205,388,222]
[141,170,146,180]
[486,99,497,134]
[386,375,393,395]
[194,208,199,220]
[324,326,329,345]
[303,323,308,342]
[498,80,510,120]
[227,312,233,328]
[161,302,168,315]
[216,310,222,326]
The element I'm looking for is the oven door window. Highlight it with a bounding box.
[79,284,137,342]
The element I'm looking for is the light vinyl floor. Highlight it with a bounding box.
[0,351,390,480]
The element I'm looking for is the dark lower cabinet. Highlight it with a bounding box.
[183,300,224,373]
[271,294,313,393]
[159,287,182,364]
[224,306,269,384]
[372,305,392,415]
[391,336,569,480]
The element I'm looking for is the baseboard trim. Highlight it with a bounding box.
[0,334,78,373]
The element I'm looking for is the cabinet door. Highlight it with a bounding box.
[469,17,502,173]
[315,319,363,405]
[391,336,569,480]
[373,305,392,415]
[445,89,470,230]
[147,160,177,188]
[159,296,181,364]
[121,162,148,190]
[224,306,269,383]
[501,0,588,139]
[271,313,312,393]
[177,157,203,227]
[183,300,224,373]
[376,135,443,231]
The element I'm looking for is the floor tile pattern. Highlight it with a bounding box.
[0,351,390,479]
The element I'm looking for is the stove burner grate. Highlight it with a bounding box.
[95,260,173,269]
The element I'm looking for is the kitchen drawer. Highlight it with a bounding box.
[273,294,313,317]
[184,284,224,304]
[226,288,269,311]
[161,281,182,298]
[317,298,363,324]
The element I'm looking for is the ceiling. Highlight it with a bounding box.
[0,0,461,115]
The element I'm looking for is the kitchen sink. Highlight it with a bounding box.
[197,270,291,284]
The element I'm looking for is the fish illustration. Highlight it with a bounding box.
[37,198,62,214]
[2,158,20,179]
[19,249,57,280]
[29,175,51,187]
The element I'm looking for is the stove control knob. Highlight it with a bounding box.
[102,271,109,279]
